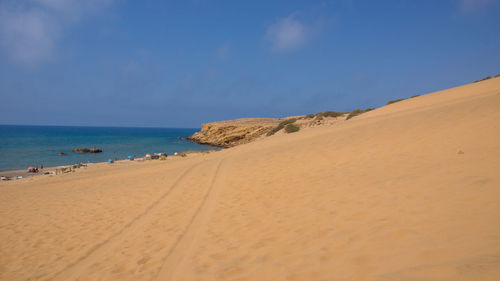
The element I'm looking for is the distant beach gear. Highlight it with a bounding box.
[108,159,114,163]
[128,155,134,160]
[27,166,39,173]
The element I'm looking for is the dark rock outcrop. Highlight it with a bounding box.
[72,147,103,153]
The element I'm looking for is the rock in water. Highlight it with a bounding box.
[89,147,103,153]
[72,147,102,153]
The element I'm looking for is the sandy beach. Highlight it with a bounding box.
[1,77,500,280]
[0,152,211,181]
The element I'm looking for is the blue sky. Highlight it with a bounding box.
[0,0,499,128]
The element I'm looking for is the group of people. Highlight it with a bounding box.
[27,165,43,173]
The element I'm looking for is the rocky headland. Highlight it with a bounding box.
[187,118,281,147]
[187,112,352,147]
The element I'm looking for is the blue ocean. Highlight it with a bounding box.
[0,125,215,171]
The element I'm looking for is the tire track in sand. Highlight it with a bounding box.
[153,158,226,281]
[46,161,204,281]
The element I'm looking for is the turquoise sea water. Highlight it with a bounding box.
[0,125,215,171]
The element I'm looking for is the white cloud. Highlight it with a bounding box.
[265,14,308,52]
[459,0,499,12]
[0,0,113,67]
[0,8,58,65]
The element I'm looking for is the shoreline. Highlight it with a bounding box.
[0,126,220,177]
[0,149,219,181]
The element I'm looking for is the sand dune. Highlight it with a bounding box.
[1,77,500,281]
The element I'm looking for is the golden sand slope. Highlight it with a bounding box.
[1,78,500,281]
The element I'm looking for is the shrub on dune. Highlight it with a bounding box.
[387,94,421,105]
[267,118,297,136]
[386,98,406,105]
[284,123,300,133]
[474,76,491,83]
[346,108,374,120]
[321,111,345,118]
[473,74,500,83]
[315,111,345,119]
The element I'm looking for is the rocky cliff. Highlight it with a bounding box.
[187,118,282,147]
[187,113,350,148]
